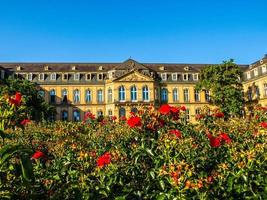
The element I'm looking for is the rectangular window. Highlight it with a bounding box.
[0,70,5,79]
[205,90,210,102]
[172,73,177,81]
[193,74,198,81]
[161,73,167,81]
[183,89,189,102]
[254,68,258,76]
[74,73,80,81]
[63,73,68,80]
[86,73,91,80]
[51,73,56,81]
[194,90,200,102]
[183,73,188,81]
[247,71,251,79]
[98,73,103,80]
[27,73,33,81]
[264,84,267,97]
[262,65,267,73]
[39,73,44,81]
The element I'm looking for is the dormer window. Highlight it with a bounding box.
[254,68,258,76]
[62,73,68,80]
[262,65,267,73]
[98,66,103,71]
[184,66,190,71]
[44,66,49,71]
[247,71,251,79]
[51,73,57,81]
[39,73,44,81]
[260,59,264,64]
[98,73,103,80]
[183,73,188,81]
[193,73,199,81]
[161,73,167,81]
[86,73,91,80]
[1,70,5,79]
[72,66,76,70]
[74,73,80,81]
[172,73,177,81]
[16,66,22,71]
[27,73,33,81]
[159,66,165,71]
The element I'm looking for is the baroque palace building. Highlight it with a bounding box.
[0,55,267,122]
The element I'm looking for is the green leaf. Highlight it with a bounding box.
[20,155,34,182]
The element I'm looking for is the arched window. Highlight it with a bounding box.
[97,89,103,103]
[161,88,168,102]
[131,107,138,114]
[108,88,112,103]
[205,90,210,102]
[62,110,68,121]
[119,107,126,118]
[173,88,178,102]
[119,86,125,101]
[85,89,91,103]
[38,90,45,98]
[142,86,149,101]
[184,89,189,102]
[97,110,103,117]
[50,89,56,103]
[131,86,137,101]
[73,89,80,103]
[62,89,68,103]
[73,110,80,122]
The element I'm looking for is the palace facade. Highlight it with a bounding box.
[0,55,267,122]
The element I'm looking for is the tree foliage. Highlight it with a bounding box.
[196,59,244,117]
[0,78,55,121]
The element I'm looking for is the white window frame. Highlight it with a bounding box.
[172,73,177,81]
[27,73,33,81]
[247,71,251,79]
[142,86,149,102]
[39,73,44,81]
[193,73,199,81]
[183,73,188,81]
[262,65,266,73]
[264,83,267,97]
[86,73,91,81]
[161,73,167,81]
[98,73,103,80]
[254,68,258,76]
[183,88,189,102]
[51,73,57,81]
[74,73,80,81]
[62,73,68,81]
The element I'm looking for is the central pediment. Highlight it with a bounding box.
[114,70,154,82]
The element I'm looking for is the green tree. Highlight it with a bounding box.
[195,59,244,118]
[0,77,55,121]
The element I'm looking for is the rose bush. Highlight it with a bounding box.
[1,95,267,199]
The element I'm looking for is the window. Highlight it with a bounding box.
[172,73,177,81]
[161,88,168,102]
[27,73,33,81]
[142,86,149,101]
[73,89,80,103]
[51,73,56,80]
[49,112,56,121]
[50,89,56,103]
[62,89,68,103]
[262,65,267,73]
[62,111,68,121]
[247,87,252,101]
[205,90,210,102]
[183,74,188,81]
[39,73,44,81]
[98,73,103,80]
[195,108,201,115]
[255,85,260,98]
[264,84,267,97]
[63,73,68,80]
[86,73,91,80]
[108,110,113,117]
[74,73,80,81]
[73,110,80,122]
[131,86,137,101]
[119,107,126,118]
[38,90,45,98]
[183,89,189,102]
[254,68,258,76]
[185,109,190,121]
[247,71,251,79]
[161,73,167,81]
[97,110,103,117]
[173,88,178,102]
[108,88,113,103]
[131,107,138,114]
[194,90,200,102]
[119,86,125,101]
[193,74,198,81]
[97,89,103,103]
[0,70,4,79]
[85,89,92,103]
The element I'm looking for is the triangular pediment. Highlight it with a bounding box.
[114,70,154,82]
[113,59,150,70]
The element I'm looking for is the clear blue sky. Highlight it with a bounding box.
[0,0,267,64]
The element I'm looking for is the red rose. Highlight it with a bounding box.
[97,152,111,168]
[84,112,95,120]
[111,116,117,121]
[159,104,171,115]
[170,106,179,114]
[20,119,31,126]
[9,92,22,106]
[214,112,224,118]
[210,137,221,148]
[219,132,231,144]
[169,129,182,138]
[180,106,186,111]
[127,116,142,128]
[32,151,46,159]
[259,121,267,129]
[120,116,127,121]
[195,114,204,120]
